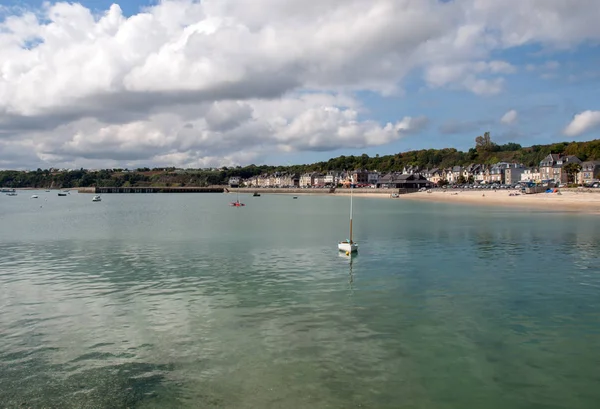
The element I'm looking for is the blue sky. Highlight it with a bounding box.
[276,42,600,165]
[1,0,600,169]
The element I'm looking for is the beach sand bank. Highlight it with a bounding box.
[247,188,600,214]
[396,189,600,214]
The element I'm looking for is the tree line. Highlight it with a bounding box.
[2,136,599,188]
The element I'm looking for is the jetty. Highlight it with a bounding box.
[78,186,224,194]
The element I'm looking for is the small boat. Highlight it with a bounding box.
[92,195,101,202]
[6,192,17,196]
[253,192,260,197]
[292,196,298,199]
[31,195,39,199]
[230,188,245,207]
[338,187,358,254]
[45,190,50,192]
[58,193,67,197]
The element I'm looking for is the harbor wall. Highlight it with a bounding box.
[78,187,96,193]
[77,186,403,195]
[78,186,224,193]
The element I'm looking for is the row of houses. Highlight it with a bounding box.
[240,170,381,188]
[231,154,600,188]
[516,155,600,184]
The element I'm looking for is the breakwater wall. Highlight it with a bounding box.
[524,186,547,194]
[78,186,404,195]
[78,186,224,194]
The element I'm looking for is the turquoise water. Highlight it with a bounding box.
[1,191,599,408]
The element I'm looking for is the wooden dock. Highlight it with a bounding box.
[79,186,224,194]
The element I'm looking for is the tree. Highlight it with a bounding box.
[475,131,492,152]
[499,142,522,152]
[563,162,582,184]
[550,143,567,154]
[457,175,467,184]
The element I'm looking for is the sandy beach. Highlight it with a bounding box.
[235,187,600,214]
[395,189,600,214]
[271,188,600,214]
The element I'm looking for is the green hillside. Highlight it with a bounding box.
[2,136,599,189]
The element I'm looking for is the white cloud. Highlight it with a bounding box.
[563,110,600,137]
[500,109,518,125]
[6,93,427,169]
[462,0,600,48]
[0,0,599,168]
[424,61,513,95]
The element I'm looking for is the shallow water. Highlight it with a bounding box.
[1,191,599,408]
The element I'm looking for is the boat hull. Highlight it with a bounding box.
[338,242,358,253]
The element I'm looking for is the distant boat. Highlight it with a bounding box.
[31,195,38,199]
[253,192,260,197]
[338,187,358,254]
[6,191,17,196]
[92,195,101,202]
[293,196,298,199]
[58,193,67,197]
[45,190,50,192]
[230,187,245,207]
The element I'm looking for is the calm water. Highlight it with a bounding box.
[1,191,599,408]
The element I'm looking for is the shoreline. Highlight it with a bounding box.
[238,188,600,214]
[10,186,600,214]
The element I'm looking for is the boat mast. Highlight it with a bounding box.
[349,185,353,243]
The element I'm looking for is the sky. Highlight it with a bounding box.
[1,0,600,170]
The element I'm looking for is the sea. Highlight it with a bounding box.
[1,190,599,408]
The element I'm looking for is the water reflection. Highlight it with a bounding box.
[338,251,356,289]
[1,195,600,408]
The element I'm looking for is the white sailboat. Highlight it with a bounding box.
[338,186,358,254]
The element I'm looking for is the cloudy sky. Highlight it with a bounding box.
[1,0,599,169]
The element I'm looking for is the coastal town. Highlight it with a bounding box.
[232,153,600,190]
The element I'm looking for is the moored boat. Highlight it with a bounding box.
[230,187,245,207]
[338,186,358,254]
[92,195,101,202]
